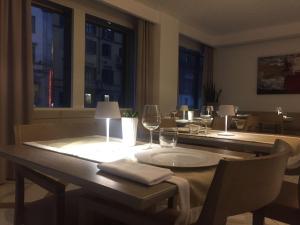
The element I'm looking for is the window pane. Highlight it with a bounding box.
[178,47,203,109]
[32,4,71,108]
[85,19,135,108]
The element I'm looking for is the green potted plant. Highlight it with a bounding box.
[121,111,138,146]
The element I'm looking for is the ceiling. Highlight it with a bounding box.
[136,0,300,36]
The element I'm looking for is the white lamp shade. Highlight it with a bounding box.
[180,105,188,111]
[218,105,235,117]
[95,101,121,119]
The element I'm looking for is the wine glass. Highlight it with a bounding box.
[171,111,177,118]
[142,105,161,149]
[200,106,213,135]
[234,106,239,115]
[276,106,283,115]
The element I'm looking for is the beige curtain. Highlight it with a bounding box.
[202,46,214,87]
[0,0,33,181]
[136,19,154,115]
[136,20,155,136]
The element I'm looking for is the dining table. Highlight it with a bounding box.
[0,135,249,225]
[177,129,300,155]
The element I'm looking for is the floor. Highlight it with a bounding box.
[0,181,288,225]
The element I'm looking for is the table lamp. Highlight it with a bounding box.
[95,95,121,142]
[180,105,188,120]
[218,105,235,136]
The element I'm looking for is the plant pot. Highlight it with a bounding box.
[121,117,138,146]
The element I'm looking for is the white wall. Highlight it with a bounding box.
[214,37,300,112]
[156,14,179,114]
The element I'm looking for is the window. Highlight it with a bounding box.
[85,16,135,108]
[102,43,111,58]
[32,43,37,63]
[86,39,97,55]
[86,23,96,35]
[178,47,203,109]
[31,1,71,108]
[32,16,36,33]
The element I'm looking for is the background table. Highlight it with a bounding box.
[178,130,300,155]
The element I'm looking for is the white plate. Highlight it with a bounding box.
[236,114,250,118]
[135,148,222,168]
[176,119,189,123]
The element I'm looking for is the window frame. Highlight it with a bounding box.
[84,14,136,108]
[31,0,73,108]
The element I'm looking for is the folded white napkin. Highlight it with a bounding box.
[98,159,174,186]
[167,176,191,225]
[98,160,192,225]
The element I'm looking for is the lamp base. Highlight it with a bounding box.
[218,131,235,136]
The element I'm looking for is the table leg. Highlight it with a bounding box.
[13,164,66,225]
[54,189,65,225]
[252,209,265,225]
[14,165,24,225]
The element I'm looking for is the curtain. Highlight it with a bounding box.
[202,45,214,87]
[136,19,154,114]
[0,0,33,181]
[136,20,154,136]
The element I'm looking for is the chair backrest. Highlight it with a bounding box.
[211,116,224,130]
[212,116,232,130]
[14,120,122,144]
[258,113,283,125]
[244,115,259,132]
[273,139,300,215]
[197,141,290,225]
[271,139,293,154]
[273,139,300,207]
[160,118,177,128]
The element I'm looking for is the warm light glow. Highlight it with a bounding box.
[48,69,53,107]
[57,139,152,162]
[25,136,161,163]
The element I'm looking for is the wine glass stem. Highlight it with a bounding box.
[150,130,153,148]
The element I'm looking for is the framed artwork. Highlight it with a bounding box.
[257,53,300,94]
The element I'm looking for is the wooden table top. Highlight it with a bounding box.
[0,144,177,210]
[178,130,300,154]
[0,143,249,210]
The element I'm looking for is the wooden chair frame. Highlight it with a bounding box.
[14,164,65,225]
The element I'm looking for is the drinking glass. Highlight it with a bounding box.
[159,128,178,148]
[142,105,161,148]
[200,106,213,134]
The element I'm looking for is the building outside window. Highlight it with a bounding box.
[86,39,97,55]
[31,1,71,108]
[85,16,135,108]
[32,16,36,33]
[32,43,37,63]
[102,43,111,58]
[178,47,203,109]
